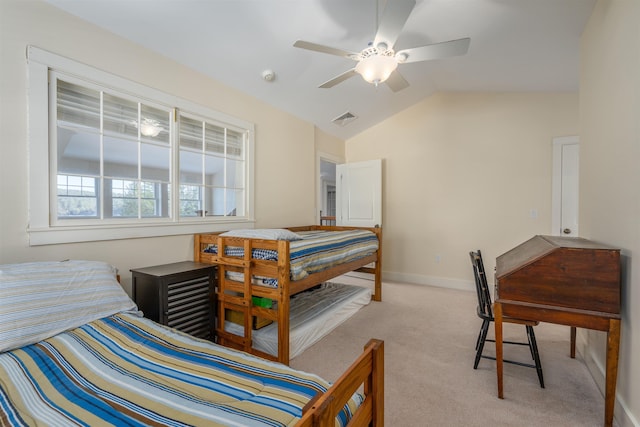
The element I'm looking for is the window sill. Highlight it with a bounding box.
[28,220,255,246]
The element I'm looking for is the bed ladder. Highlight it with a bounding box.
[214,236,292,364]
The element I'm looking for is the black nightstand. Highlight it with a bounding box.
[131,261,216,341]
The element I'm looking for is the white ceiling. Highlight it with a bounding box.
[45,0,596,140]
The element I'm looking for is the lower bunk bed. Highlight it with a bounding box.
[193,225,383,364]
[225,282,372,359]
[0,260,384,427]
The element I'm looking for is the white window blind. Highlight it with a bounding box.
[27,46,255,245]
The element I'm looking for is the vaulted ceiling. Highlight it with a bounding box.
[45,0,596,140]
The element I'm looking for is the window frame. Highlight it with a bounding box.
[27,46,255,246]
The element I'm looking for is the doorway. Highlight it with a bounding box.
[317,154,340,225]
[316,154,382,227]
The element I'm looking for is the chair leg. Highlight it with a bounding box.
[526,325,545,388]
[475,321,484,351]
[474,319,490,369]
[526,327,536,360]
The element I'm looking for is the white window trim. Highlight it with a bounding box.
[27,46,255,246]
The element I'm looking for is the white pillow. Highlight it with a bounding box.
[0,260,139,352]
[220,228,303,241]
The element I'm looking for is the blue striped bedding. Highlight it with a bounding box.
[0,312,361,426]
[204,229,379,284]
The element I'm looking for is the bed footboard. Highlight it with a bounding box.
[297,339,384,427]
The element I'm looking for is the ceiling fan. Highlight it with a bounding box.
[293,0,470,92]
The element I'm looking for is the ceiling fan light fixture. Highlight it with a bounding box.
[355,54,398,86]
[139,118,163,137]
[293,0,469,92]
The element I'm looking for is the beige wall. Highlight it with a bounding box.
[314,127,345,160]
[0,0,316,294]
[346,92,579,288]
[580,1,640,425]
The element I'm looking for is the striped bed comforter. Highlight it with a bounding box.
[0,313,361,427]
[205,229,379,284]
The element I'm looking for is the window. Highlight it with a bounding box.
[57,174,98,218]
[110,179,165,218]
[27,47,254,245]
[55,77,173,222]
[178,114,245,218]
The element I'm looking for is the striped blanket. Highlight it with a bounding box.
[205,229,379,285]
[0,313,361,427]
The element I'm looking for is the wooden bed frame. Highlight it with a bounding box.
[1,261,383,426]
[194,225,382,364]
[297,338,384,427]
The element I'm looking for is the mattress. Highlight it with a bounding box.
[205,229,379,285]
[225,283,372,359]
[0,312,362,427]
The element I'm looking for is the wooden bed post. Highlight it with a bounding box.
[373,227,382,302]
[367,339,384,426]
[193,234,201,262]
[242,238,253,354]
[278,240,291,365]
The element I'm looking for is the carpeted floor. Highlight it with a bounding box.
[290,277,609,427]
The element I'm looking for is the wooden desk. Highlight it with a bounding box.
[493,235,621,427]
[495,302,620,427]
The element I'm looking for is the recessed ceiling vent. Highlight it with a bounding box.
[332,111,358,126]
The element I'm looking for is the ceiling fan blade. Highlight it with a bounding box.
[396,37,471,63]
[385,70,410,92]
[373,0,416,50]
[293,40,359,60]
[319,69,358,88]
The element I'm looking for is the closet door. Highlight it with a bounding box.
[551,136,579,236]
[336,159,382,227]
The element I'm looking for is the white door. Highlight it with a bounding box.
[552,136,579,236]
[336,159,382,227]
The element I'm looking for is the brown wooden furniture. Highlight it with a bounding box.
[298,338,384,427]
[131,261,216,341]
[493,235,621,427]
[194,225,382,364]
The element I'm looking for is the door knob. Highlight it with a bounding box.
[563,228,572,234]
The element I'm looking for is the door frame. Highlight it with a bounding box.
[551,135,579,236]
[316,151,343,225]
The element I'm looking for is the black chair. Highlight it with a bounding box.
[470,250,544,388]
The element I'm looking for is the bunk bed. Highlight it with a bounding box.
[194,225,383,364]
[0,260,384,427]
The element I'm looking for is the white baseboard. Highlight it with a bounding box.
[577,331,639,427]
[382,271,475,292]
